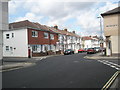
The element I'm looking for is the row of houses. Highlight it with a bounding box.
[3,20,82,57]
[3,20,101,58]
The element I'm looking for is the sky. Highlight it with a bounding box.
[9,0,119,36]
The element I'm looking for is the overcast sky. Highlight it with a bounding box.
[9,0,119,36]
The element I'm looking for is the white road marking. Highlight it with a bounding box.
[35,57,46,61]
[97,60,120,70]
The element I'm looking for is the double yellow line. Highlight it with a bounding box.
[102,71,120,90]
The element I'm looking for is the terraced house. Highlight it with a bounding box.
[82,36,100,49]
[3,20,81,57]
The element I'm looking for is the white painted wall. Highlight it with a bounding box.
[111,36,120,54]
[84,40,92,49]
[3,29,28,57]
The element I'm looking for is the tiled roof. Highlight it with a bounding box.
[101,6,120,16]
[9,20,80,37]
[9,20,49,31]
[82,36,100,40]
[82,36,93,40]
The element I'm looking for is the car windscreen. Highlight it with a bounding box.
[88,48,94,50]
[65,49,72,51]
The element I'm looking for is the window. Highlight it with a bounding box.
[32,45,38,52]
[58,34,61,40]
[44,32,48,39]
[6,34,9,39]
[10,47,13,51]
[6,46,9,51]
[32,31,38,37]
[50,45,54,50]
[12,33,14,38]
[50,34,54,40]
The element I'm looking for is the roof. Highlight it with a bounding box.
[9,20,57,34]
[82,36,100,41]
[82,36,93,40]
[101,6,120,16]
[43,25,80,37]
[9,20,81,37]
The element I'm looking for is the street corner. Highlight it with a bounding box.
[0,62,36,72]
[84,55,99,60]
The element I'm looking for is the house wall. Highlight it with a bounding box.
[28,28,58,45]
[111,36,120,54]
[28,28,58,56]
[3,29,28,57]
[103,14,120,55]
[84,40,92,48]
[104,14,119,36]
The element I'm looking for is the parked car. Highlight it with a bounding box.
[78,49,86,53]
[87,48,96,54]
[94,47,100,52]
[64,49,74,55]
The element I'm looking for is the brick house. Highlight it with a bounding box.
[3,20,59,57]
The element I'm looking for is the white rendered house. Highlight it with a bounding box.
[3,29,29,57]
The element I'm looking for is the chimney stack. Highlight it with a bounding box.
[72,31,75,34]
[54,25,58,29]
[64,29,67,31]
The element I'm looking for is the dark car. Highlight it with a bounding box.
[87,48,96,54]
[64,49,74,55]
[94,47,100,52]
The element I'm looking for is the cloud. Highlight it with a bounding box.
[15,13,44,22]
[9,0,119,36]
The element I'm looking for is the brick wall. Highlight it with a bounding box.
[28,28,58,45]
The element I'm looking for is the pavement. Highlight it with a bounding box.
[0,54,63,72]
[84,52,119,60]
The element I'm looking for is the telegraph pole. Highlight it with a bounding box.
[97,16,103,55]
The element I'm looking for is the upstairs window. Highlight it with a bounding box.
[32,31,38,37]
[50,34,54,40]
[44,32,48,39]
[6,34,9,39]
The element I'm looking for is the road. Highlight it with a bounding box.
[2,53,117,88]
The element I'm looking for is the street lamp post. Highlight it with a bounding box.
[97,16,104,55]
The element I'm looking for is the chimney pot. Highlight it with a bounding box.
[64,29,67,31]
[72,31,75,34]
[54,25,58,29]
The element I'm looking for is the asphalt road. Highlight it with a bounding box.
[2,53,117,88]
